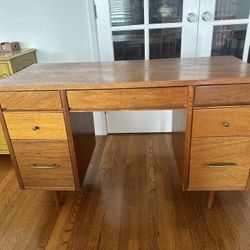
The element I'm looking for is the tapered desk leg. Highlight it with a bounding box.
[208,191,216,210]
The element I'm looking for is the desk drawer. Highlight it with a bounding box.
[192,108,250,137]
[4,112,67,140]
[0,91,62,111]
[12,140,75,189]
[194,84,250,107]
[67,87,188,111]
[189,137,250,190]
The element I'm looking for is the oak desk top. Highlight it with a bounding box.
[0,56,250,91]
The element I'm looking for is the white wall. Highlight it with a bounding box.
[0,0,99,63]
[0,0,107,135]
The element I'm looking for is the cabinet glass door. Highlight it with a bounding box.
[197,0,250,61]
[104,0,200,61]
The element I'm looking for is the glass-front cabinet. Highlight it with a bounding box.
[96,0,250,61]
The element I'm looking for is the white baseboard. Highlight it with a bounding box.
[93,112,108,135]
[93,111,173,135]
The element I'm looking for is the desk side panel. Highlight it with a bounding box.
[61,91,96,189]
[172,111,186,189]
[70,112,96,187]
[172,86,194,190]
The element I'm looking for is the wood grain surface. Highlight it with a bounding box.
[0,56,250,91]
[172,131,185,187]
[61,91,80,189]
[0,91,62,111]
[12,140,75,189]
[0,122,8,154]
[192,107,250,137]
[189,137,250,190]
[61,91,96,189]
[1,135,250,249]
[195,84,250,107]
[0,155,61,249]
[67,87,188,111]
[182,86,194,190]
[247,170,250,190]
[4,112,67,140]
[172,86,194,190]
[69,112,96,187]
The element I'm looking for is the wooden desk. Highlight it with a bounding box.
[0,56,250,208]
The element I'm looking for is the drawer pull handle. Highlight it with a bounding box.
[32,126,40,131]
[31,164,60,169]
[222,121,230,127]
[206,163,238,168]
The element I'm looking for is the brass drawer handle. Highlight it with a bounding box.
[222,121,230,127]
[31,164,60,169]
[206,163,238,168]
[32,126,40,131]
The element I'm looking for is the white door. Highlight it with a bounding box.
[95,0,200,134]
[197,0,250,61]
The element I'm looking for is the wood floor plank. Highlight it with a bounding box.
[0,162,59,249]
[0,135,249,249]
[46,136,107,250]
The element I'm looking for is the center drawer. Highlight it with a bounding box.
[67,87,188,111]
[12,140,75,189]
[192,107,250,137]
[4,112,67,140]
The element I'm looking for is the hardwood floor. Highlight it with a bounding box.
[0,134,250,250]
